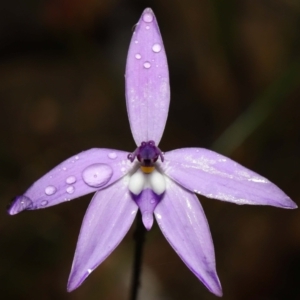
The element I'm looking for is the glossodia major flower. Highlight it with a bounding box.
[8,8,297,297]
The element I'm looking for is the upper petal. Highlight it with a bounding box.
[67,176,138,291]
[154,178,222,296]
[8,149,133,214]
[159,148,297,208]
[125,8,170,146]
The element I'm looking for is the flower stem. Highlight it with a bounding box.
[129,210,146,300]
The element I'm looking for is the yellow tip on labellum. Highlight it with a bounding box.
[140,166,155,174]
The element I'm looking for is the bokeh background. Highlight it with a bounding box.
[1,0,300,299]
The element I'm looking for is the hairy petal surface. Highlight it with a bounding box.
[125,8,170,146]
[8,149,132,215]
[67,176,138,291]
[159,148,297,208]
[154,178,222,296]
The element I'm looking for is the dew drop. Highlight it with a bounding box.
[62,167,67,171]
[152,43,162,53]
[87,268,92,274]
[41,200,48,206]
[143,12,153,23]
[82,164,113,188]
[143,61,151,69]
[156,213,162,220]
[108,152,118,159]
[150,199,155,204]
[146,25,150,30]
[134,40,138,44]
[66,186,75,194]
[75,155,79,160]
[45,185,57,196]
[135,53,141,60]
[66,176,76,184]
[8,195,33,215]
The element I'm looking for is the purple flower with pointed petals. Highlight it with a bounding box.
[8,8,297,297]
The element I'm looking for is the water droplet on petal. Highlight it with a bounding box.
[66,186,75,194]
[82,164,113,188]
[45,185,57,196]
[75,156,79,160]
[156,213,162,220]
[135,40,138,44]
[146,25,150,30]
[143,61,151,69]
[150,199,155,204]
[143,12,153,23]
[66,176,76,184]
[135,54,141,60]
[8,195,33,215]
[87,268,92,274]
[108,152,118,159]
[152,43,162,53]
[41,200,48,206]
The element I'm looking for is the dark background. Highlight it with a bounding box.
[1,0,300,299]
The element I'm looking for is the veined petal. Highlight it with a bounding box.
[8,149,133,215]
[67,176,138,291]
[125,8,170,146]
[154,178,222,296]
[159,148,297,208]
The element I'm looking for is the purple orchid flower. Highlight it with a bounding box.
[8,8,297,297]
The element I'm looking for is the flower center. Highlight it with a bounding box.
[140,166,155,173]
[128,141,166,230]
[128,140,164,173]
[128,141,166,196]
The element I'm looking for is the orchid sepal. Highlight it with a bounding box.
[8,149,132,215]
[125,8,170,146]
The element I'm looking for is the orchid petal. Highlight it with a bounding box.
[154,178,222,296]
[8,149,132,215]
[125,8,170,146]
[159,148,297,208]
[132,188,161,230]
[67,176,138,291]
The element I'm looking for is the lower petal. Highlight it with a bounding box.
[132,188,161,230]
[67,176,138,291]
[154,178,222,296]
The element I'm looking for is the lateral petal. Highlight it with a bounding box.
[125,8,170,146]
[159,148,297,208]
[8,149,132,214]
[154,178,222,296]
[67,176,138,291]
